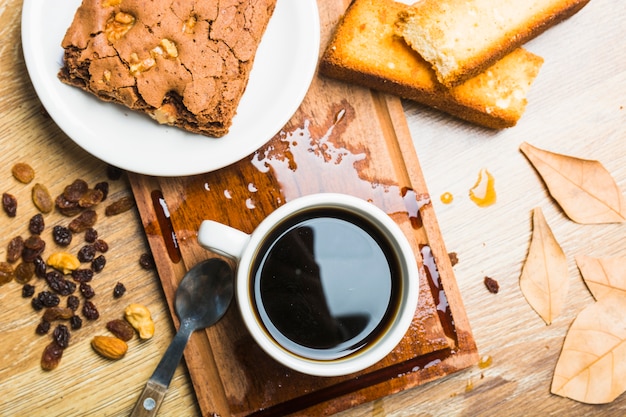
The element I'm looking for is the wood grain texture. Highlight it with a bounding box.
[2,0,625,415]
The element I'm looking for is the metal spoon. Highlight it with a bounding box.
[130,258,234,417]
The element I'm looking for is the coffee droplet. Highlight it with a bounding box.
[469,168,496,207]
[440,192,453,204]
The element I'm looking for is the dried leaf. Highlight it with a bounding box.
[551,293,626,404]
[576,255,626,301]
[519,207,569,325]
[520,142,626,224]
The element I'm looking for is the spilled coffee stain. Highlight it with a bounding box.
[250,102,430,225]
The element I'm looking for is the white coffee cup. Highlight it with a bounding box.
[197,193,419,377]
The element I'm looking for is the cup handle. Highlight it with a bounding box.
[197,220,250,261]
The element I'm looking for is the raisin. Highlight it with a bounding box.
[41,341,64,371]
[105,196,134,216]
[106,165,123,180]
[22,283,35,298]
[93,239,109,253]
[43,306,74,322]
[82,300,99,320]
[484,276,500,294]
[29,213,45,235]
[6,236,24,263]
[53,324,71,348]
[139,253,155,270]
[2,192,17,217]
[69,209,97,233]
[22,235,45,262]
[92,255,106,273]
[107,320,134,342]
[84,228,98,243]
[45,271,76,296]
[71,268,93,283]
[33,256,47,279]
[113,282,126,298]
[32,183,53,214]
[38,291,60,308]
[15,262,35,284]
[80,283,95,299]
[63,179,89,202]
[78,189,104,208]
[70,315,83,330]
[67,295,80,311]
[55,193,81,217]
[36,320,51,335]
[12,162,35,184]
[52,225,73,247]
[0,262,15,285]
[94,182,109,200]
[31,297,44,311]
[77,245,96,263]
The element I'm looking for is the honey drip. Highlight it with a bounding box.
[469,168,496,207]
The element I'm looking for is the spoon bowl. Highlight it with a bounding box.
[130,258,234,417]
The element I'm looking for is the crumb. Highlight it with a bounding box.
[484,276,499,294]
[448,252,458,266]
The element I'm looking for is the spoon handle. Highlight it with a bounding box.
[130,320,194,417]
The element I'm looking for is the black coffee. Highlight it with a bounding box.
[252,208,401,360]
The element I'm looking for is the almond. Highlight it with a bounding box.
[91,335,128,360]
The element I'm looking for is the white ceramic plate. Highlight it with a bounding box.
[21,0,320,176]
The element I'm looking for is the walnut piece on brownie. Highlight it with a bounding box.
[58,0,277,138]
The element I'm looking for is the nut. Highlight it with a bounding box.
[102,0,122,6]
[182,15,197,34]
[159,39,178,58]
[105,12,136,43]
[47,252,81,274]
[91,335,128,360]
[124,303,155,339]
[151,104,177,125]
[129,53,156,75]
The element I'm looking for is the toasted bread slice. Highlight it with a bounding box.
[396,0,589,87]
[320,0,544,129]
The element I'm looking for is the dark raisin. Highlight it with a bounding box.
[7,236,24,263]
[106,165,123,180]
[45,271,76,296]
[0,262,15,285]
[106,319,134,341]
[63,179,89,202]
[82,300,99,320]
[22,235,45,262]
[113,282,126,298]
[53,324,71,348]
[139,253,155,270]
[36,320,51,335]
[70,315,83,330]
[69,209,97,233]
[41,341,64,371]
[80,283,95,299]
[94,181,109,200]
[84,228,98,243]
[52,225,73,247]
[29,213,45,235]
[33,256,47,279]
[31,296,44,311]
[2,192,17,217]
[38,291,60,308]
[91,255,106,273]
[93,239,108,253]
[484,276,500,294]
[105,196,134,216]
[71,268,93,283]
[22,283,35,298]
[77,245,96,263]
[67,295,80,311]
[55,193,81,217]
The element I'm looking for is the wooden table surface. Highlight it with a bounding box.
[1,0,625,416]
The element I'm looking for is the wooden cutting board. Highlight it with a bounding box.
[128,1,478,415]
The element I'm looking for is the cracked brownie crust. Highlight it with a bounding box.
[58,0,277,137]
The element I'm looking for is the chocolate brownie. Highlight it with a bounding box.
[58,0,277,137]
